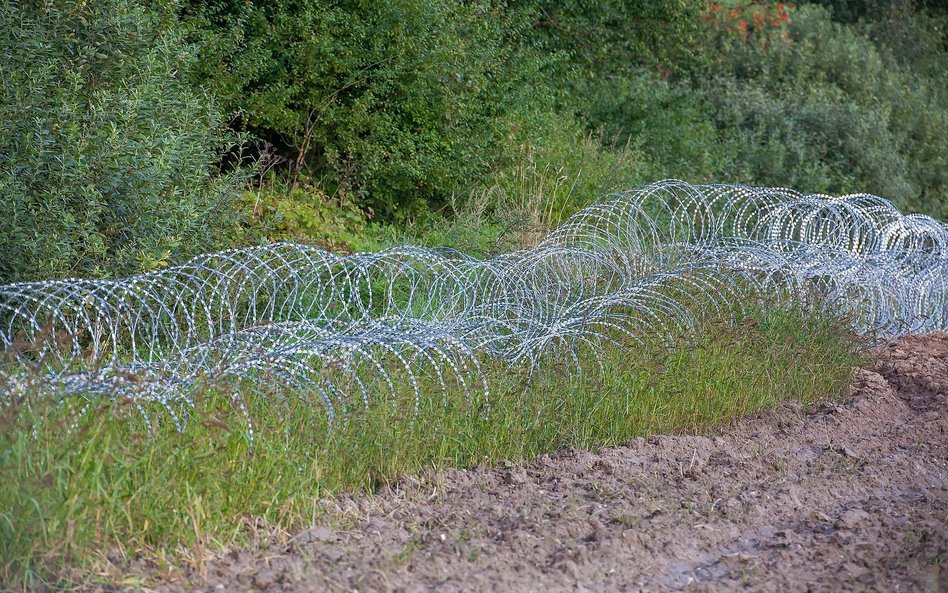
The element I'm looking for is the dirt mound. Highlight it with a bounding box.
[137,334,947,593]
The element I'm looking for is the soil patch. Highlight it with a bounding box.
[131,333,948,593]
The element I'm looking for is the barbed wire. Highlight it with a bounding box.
[2,181,945,432]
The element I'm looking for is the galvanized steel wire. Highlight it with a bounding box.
[1,181,945,431]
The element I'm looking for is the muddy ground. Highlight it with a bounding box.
[134,333,947,593]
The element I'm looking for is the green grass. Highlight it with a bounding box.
[0,305,863,590]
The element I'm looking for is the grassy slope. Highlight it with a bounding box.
[0,305,862,589]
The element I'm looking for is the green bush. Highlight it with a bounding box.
[185,0,551,218]
[513,0,706,91]
[701,5,947,217]
[4,0,943,287]
[484,109,649,230]
[237,182,398,253]
[0,0,244,283]
[584,71,728,185]
[537,2,946,220]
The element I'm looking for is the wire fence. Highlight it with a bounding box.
[2,181,945,432]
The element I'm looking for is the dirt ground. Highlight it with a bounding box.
[135,333,947,593]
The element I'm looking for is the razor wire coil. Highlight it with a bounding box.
[1,181,945,432]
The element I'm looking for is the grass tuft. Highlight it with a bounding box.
[0,305,862,590]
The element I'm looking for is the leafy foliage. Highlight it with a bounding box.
[514,0,706,84]
[704,4,947,217]
[237,182,392,253]
[585,71,728,185]
[484,111,649,229]
[573,2,946,219]
[185,0,549,217]
[2,0,945,277]
[0,0,244,283]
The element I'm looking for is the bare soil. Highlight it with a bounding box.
[134,333,947,593]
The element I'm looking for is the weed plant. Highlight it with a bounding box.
[0,304,862,589]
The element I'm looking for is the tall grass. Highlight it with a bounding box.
[0,304,862,590]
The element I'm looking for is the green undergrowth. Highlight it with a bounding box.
[0,305,863,590]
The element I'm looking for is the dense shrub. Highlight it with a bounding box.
[184,0,551,218]
[3,0,945,285]
[181,1,721,222]
[513,0,706,88]
[483,109,650,228]
[180,0,946,228]
[0,0,243,283]
[579,2,946,219]
[703,5,947,217]
[584,71,728,185]
[236,182,391,253]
